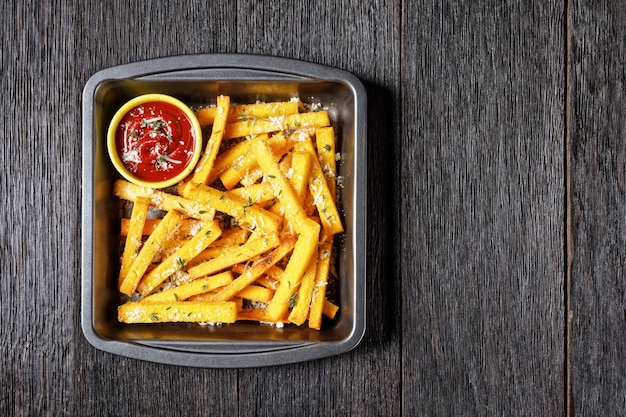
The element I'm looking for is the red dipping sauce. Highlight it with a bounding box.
[114,101,197,183]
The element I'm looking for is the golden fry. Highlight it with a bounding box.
[206,134,269,186]
[223,111,330,139]
[113,179,214,220]
[289,151,312,205]
[315,126,337,198]
[188,228,250,266]
[119,210,183,296]
[118,198,149,286]
[219,133,288,190]
[187,232,280,279]
[137,220,222,295]
[308,235,334,330]
[118,301,237,323]
[179,181,281,232]
[191,95,230,185]
[250,138,309,233]
[288,250,318,325]
[195,101,299,126]
[294,139,343,235]
[323,299,339,319]
[226,182,276,206]
[264,219,320,321]
[211,235,297,302]
[237,308,288,324]
[140,271,233,303]
[121,218,158,236]
[236,285,274,303]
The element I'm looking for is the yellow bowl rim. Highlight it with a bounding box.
[107,93,203,189]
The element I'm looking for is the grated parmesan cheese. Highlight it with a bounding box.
[268,115,285,130]
[125,307,143,323]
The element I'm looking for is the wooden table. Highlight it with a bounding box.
[3,1,625,415]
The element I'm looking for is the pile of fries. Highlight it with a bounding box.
[114,96,342,329]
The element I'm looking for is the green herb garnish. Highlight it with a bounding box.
[288,292,299,309]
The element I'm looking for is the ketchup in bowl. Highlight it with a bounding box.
[107,94,203,188]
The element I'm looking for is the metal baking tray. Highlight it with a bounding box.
[81,54,367,367]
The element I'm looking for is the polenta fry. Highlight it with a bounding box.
[264,219,320,322]
[236,285,274,303]
[205,134,270,186]
[211,235,297,302]
[118,301,237,323]
[289,151,312,206]
[308,235,334,330]
[140,271,233,303]
[187,232,280,279]
[191,95,230,185]
[223,111,330,139]
[195,101,299,126]
[294,139,343,235]
[288,250,318,325]
[178,181,281,232]
[315,127,338,198]
[250,138,309,233]
[218,133,288,190]
[113,179,215,220]
[118,198,149,286]
[119,210,183,296]
[136,220,222,295]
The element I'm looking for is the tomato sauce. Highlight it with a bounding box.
[114,101,197,183]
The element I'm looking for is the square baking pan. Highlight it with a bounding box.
[81,54,367,367]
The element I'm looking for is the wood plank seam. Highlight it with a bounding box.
[565,0,573,415]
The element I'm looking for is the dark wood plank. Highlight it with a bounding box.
[2,1,242,416]
[400,2,566,415]
[569,1,626,414]
[4,0,588,415]
[72,0,244,415]
[2,0,402,416]
[1,2,87,415]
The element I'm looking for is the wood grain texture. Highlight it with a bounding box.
[569,0,626,413]
[1,1,81,415]
[9,0,617,415]
[71,2,245,415]
[2,1,241,416]
[400,2,566,415]
[1,0,401,416]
